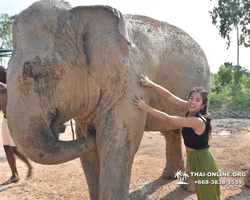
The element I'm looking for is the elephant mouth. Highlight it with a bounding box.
[49,109,69,137]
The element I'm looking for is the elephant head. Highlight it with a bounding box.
[7,0,130,164]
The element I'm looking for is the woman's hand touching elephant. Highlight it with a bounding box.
[132,95,148,110]
[138,72,154,87]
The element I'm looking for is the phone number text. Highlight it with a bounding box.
[194,179,242,185]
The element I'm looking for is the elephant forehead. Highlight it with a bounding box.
[21,8,56,32]
[17,1,71,41]
[21,56,64,97]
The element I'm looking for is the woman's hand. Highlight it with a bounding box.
[138,72,154,87]
[132,95,148,110]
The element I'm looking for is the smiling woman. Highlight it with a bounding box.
[133,73,220,200]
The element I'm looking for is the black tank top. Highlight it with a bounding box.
[181,115,210,149]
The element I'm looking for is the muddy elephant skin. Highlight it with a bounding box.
[7,0,210,199]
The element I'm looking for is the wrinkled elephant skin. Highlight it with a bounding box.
[7,0,210,199]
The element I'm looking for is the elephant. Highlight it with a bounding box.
[7,0,210,199]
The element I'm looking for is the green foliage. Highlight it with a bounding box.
[209,89,250,118]
[0,14,16,49]
[209,92,230,110]
[216,64,233,86]
[230,93,250,111]
[211,62,250,94]
[0,14,16,64]
[240,70,250,89]
[209,63,250,118]
[209,0,250,83]
[209,0,250,48]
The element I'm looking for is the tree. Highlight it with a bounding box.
[0,14,16,49]
[234,67,250,90]
[216,63,234,86]
[211,62,250,95]
[0,14,16,65]
[209,0,250,83]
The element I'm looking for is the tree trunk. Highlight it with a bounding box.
[236,25,239,84]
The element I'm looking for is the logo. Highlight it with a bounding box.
[175,170,189,185]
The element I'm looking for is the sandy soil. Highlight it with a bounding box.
[0,118,250,200]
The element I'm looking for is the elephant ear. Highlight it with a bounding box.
[105,5,132,46]
[69,6,132,89]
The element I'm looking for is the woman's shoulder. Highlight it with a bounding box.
[198,115,207,123]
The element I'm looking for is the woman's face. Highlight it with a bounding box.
[187,92,204,114]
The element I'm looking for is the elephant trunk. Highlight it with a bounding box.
[21,129,96,165]
[7,103,96,165]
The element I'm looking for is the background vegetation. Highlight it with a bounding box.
[210,63,250,118]
[209,0,250,118]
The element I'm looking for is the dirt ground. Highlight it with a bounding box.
[0,118,250,200]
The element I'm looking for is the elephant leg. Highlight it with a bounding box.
[181,147,195,192]
[244,168,250,188]
[80,151,100,200]
[161,129,185,179]
[76,124,100,200]
[97,108,146,200]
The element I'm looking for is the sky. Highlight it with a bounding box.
[0,0,250,73]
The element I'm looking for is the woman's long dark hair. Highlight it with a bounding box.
[187,86,212,141]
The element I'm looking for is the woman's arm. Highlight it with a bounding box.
[138,72,188,111]
[133,96,205,134]
[0,82,7,97]
[0,83,7,113]
[152,83,188,111]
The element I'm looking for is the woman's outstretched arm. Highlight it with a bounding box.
[132,95,205,134]
[138,72,188,111]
